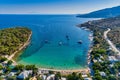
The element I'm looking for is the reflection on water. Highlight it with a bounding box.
[0,15,95,69]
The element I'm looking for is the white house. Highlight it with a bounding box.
[41,75,47,80]
[108,56,118,62]
[99,72,106,77]
[61,77,67,80]
[84,78,92,80]
[8,72,16,77]
[46,74,55,80]
[17,70,32,79]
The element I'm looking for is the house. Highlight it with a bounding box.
[84,78,92,80]
[100,56,104,59]
[118,73,120,76]
[30,77,37,80]
[81,72,88,78]
[82,74,88,78]
[108,56,118,63]
[8,72,16,77]
[37,70,42,75]
[41,75,47,80]
[93,59,97,63]
[61,77,66,80]
[46,74,55,80]
[98,58,103,63]
[38,69,49,74]
[17,70,32,79]
[109,63,114,68]
[0,70,3,74]
[99,72,106,77]
[116,54,120,59]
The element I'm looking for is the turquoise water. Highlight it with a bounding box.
[0,15,94,70]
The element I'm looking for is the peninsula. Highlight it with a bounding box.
[0,27,32,63]
[79,15,120,80]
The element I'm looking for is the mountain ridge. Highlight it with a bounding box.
[77,6,120,18]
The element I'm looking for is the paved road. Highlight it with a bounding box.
[104,28,120,54]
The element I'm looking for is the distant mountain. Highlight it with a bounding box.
[77,6,120,18]
[79,16,120,29]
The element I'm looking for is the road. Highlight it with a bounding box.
[104,28,120,54]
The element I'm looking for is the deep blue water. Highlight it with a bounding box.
[0,15,94,70]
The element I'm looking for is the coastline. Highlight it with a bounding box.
[6,31,32,65]
[5,27,92,74]
[78,26,94,74]
[80,26,93,65]
[38,68,90,75]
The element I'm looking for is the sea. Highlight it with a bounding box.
[0,14,95,70]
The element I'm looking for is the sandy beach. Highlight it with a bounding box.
[38,67,90,75]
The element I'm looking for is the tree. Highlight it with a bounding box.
[25,65,36,70]
[36,76,42,80]
[13,64,24,71]
[0,65,3,70]
[0,57,7,62]
[108,75,116,80]
[93,75,103,80]
[7,76,16,80]
[55,72,61,80]
[49,71,54,74]
[5,66,11,73]
[7,60,13,65]
[67,72,82,80]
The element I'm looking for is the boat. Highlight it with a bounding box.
[77,40,82,44]
[44,40,50,44]
[66,35,70,40]
[58,41,63,46]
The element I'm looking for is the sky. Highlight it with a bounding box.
[0,0,120,14]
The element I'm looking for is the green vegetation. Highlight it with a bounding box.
[79,16,120,80]
[0,57,7,62]
[0,65,3,70]
[0,27,31,55]
[108,27,120,49]
[7,60,13,65]
[67,72,83,80]
[54,72,61,80]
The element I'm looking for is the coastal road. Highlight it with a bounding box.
[104,28,120,54]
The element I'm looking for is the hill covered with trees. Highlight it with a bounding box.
[0,27,31,55]
[79,15,120,49]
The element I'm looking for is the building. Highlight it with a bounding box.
[8,72,16,77]
[61,77,66,80]
[17,70,32,79]
[84,78,92,80]
[41,75,47,80]
[46,74,55,80]
[108,56,118,63]
[99,72,106,77]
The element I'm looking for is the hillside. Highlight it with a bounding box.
[78,16,120,49]
[0,27,31,55]
[77,6,120,18]
[79,16,120,29]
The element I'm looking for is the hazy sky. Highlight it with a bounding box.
[0,0,120,14]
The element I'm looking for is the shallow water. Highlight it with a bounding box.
[0,15,94,70]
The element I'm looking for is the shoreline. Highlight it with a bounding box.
[5,27,92,74]
[38,68,90,75]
